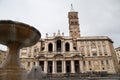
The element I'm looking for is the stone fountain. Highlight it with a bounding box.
[0,20,41,80]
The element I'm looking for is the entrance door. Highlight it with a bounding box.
[74,60,80,73]
[57,61,62,73]
[48,61,52,73]
[66,61,71,73]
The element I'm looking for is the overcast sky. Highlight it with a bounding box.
[0,0,120,50]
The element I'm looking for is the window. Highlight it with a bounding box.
[81,47,84,53]
[89,61,91,65]
[41,47,44,51]
[88,53,90,56]
[106,60,109,65]
[71,22,74,25]
[34,49,37,53]
[93,53,97,57]
[83,61,86,66]
[56,40,61,52]
[89,68,92,70]
[99,52,102,56]
[75,21,78,24]
[66,61,71,73]
[74,60,80,73]
[101,60,104,65]
[48,61,52,73]
[48,43,53,52]
[65,42,70,51]
[33,62,35,66]
[28,62,30,67]
[39,61,44,71]
[102,68,105,70]
[57,61,62,72]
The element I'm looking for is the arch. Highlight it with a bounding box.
[53,54,64,58]
[72,54,81,58]
[48,43,53,52]
[37,55,45,59]
[56,40,61,52]
[65,42,70,51]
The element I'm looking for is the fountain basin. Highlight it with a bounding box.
[0,20,41,48]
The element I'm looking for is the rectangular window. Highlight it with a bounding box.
[39,61,44,71]
[83,61,86,66]
[88,61,91,65]
[93,53,97,57]
[28,62,30,67]
[57,61,62,72]
[101,60,104,65]
[33,62,36,66]
[106,60,109,65]
[74,60,80,73]
[48,61,52,73]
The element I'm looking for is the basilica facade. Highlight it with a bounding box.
[20,6,118,75]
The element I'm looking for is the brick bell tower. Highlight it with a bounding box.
[68,4,80,39]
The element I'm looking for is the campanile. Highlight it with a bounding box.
[68,4,80,38]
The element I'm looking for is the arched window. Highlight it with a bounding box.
[71,22,74,25]
[48,43,53,52]
[56,40,61,52]
[75,21,78,24]
[65,42,70,51]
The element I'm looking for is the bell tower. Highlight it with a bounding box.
[68,4,80,38]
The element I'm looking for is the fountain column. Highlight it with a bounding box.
[0,43,26,80]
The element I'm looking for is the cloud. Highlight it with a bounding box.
[0,0,120,50]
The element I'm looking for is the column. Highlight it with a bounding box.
[71,60,75,73]
[25,62,28,69]
[62,41,65,52]
[85,46,88,57]
[53,42,55,52]
[62,60,66,73]
[101,44,105,56]
[96,44,100,56]
[70,42,73,51]
[86,61,89,71]
[44,60,47,73]
[99,60,102,71]
[104,60,107,71]
[91,61,94,71]
[79,61,83,73]
[54,41,56,52]
[52,60,56,74]
[36,61,38,66]
[89,46,92,56]
[45,42,48,51]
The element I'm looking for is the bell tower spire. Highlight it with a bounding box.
[70,4,75,12]
[68,4,80,39]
